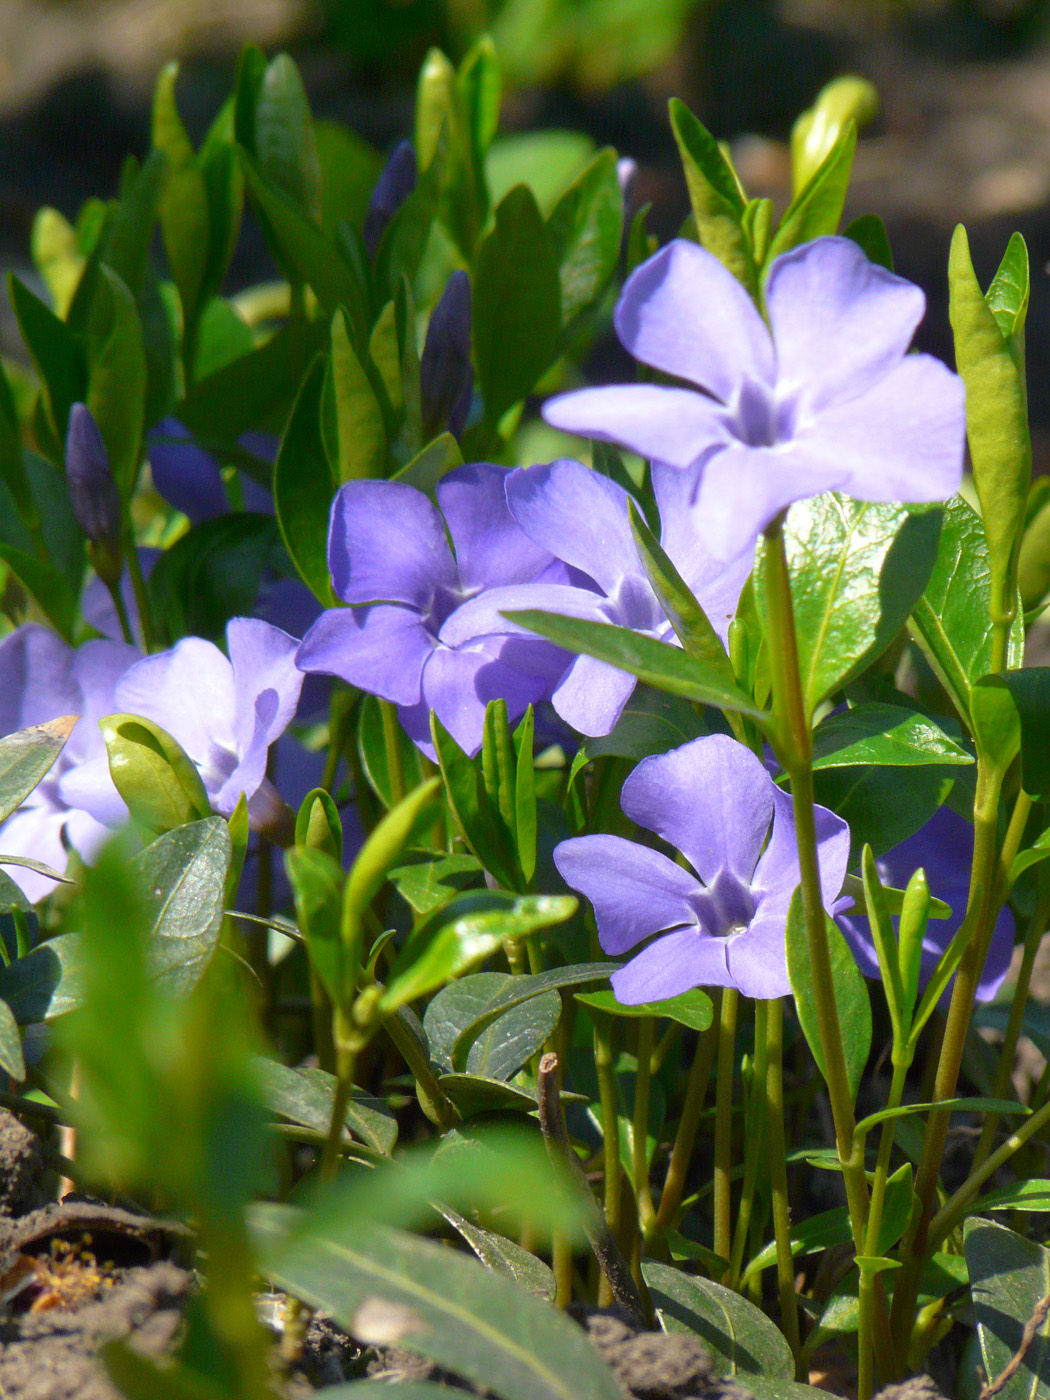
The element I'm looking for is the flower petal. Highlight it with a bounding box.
[296,605,433,706]
[766,237,925,414]
[227,618,303,759]
[327,480,457,607]
[543,385,732,471]
[552,654,637,737]
[58,758,127,827]
[117,638,236,763]
[793,354,966,506]
[420,638,554,757]
[0,625,77,735]
[554,834,699,955]
[753,785,850,915]
[505,460,640,596]
[612,926,731,1002]
[438,581,608,649]
[725,916,792,999]
[614,239,774,400]
[621,734,774,886]
[437,464,557,591]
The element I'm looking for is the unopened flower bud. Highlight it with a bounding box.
[420,270,473,439]
[66,403,123,585]
[363,140,417,257]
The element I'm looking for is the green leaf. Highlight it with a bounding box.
[628,500,735,683]
[965,1218,1050,1400]
[568,690,707,789]
[133,817,230,993]
[767,122,856,261]
[642,1259,793,1379]
[252,1055,397,1156]
[970,674,1022,775]
[285,846,348,1008]
[842,213,893,271]
[7,273,86,444]
[949,226,1030,625]
[387,853,483,915]
[295,788,342,863]
[998,668,1050,796]
[331,306,385,483]
[910,491,1025,728]
[0,715,78,823]
[811,703,972,770]
[786,888,871,1100]
[0,999,25,1080]
[356,696,427,813]
[667,99,755,294]
[0,544,78,641]
[546,148,623,328]
[575,988,712,1031]
[437,1206,555,1302]
[755,494,942,716]
[393,432,463,493]
[430,713,518,889]
[382,892,577,1014]
[815,763,955,862]
[254,1208,625,1400]
[513,708,537,886]
[100,714,212,836]
[463,989,560,1080]
[976,1000,1050,1063]
[254,53,322,221]
[85,266,147,497]
[504,610,767,721]
[473,185,561,429]
[0,931,85,1022]
[458,35,501,161]
[438,1073,552,1115]
[275,354,337,606]
[854,1097,1027,1140]
[153,63,210,336]
[974,1180,1050,1213]
[445,963,613,1068]
[241,153,367,333]
[426,974,559,1080]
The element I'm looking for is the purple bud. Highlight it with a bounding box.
[363,140,417,258]
[420,271,473,440]
[617,157,638,205]
[66,404,122,559]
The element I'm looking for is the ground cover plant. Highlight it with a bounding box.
[1,40,1049,1400]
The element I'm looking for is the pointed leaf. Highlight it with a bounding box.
[786,888,871,1100]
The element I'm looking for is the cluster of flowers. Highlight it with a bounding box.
[1,233,1011,1006]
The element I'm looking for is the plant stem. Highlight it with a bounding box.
[319,1032,357,1185]
[106,577,135,646]
[124,524,157,650]
[379,699,406,807]
[632,1017,657,1234]
[713,985,739,1270]
[652,1018,717,1238]
[595,1014,623,1304]
[729,1001,768,1290]
[764,999,802,1376]
[857,1057,909,1398]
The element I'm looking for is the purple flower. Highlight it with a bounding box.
[544,236,965,562]
[838,805,1014,1005]
[295,466,568,758]
[441,459,752,737]
[148,419,275,523]
[363,140,417,257]
[555,734,850,1001]
[66,404,122,562]
[421,271,473,440]
[112,618,303,830]
[0,625,138,899]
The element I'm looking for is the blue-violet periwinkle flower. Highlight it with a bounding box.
[112,618,303,830]
[442,459,753,737]
[837,804,1015,1005]
[148,419,275,524]
[363,140,417,257]
[555,734,850,1002]
[421,271,473,440]
[0,624,139,900]
[295,466,569,758]
[66,403,123,579]
[543,236,966,562]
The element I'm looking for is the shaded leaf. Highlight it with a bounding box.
[642,1260,793,1379]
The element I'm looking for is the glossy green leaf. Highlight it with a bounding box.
[446,963,612,1068]
[786,888,871,1100]
[133,817,230,993]
[998,668,1050,796]
[99,149,167,303]
[965,1218,1050,1400]
[512,708,537,886]
[7,273,86,442]
[252,1055,396,1156]
[970,674,1022,775]
[854,1097,1026,1140]
[153,63,210,336]
[575,988,712,1031]
[373,152,443,304]
[756,494,942,716]
[100,714,212,836]
[345,779,443,961]
[387,853,483,915]
[811,703,972,770]
[643,1259,793,1379]
[198,104,245,309]
[437,1206,555,1302]
[465,989,560,1080]
[286,846,348,1008]
[254,53,322,221]
[910,487,1024,729]
[974,1180,1050,1213]
[949,226,1030,624]
[274,354,337,606]
[295,787,342,863]
[0,715,78,824]
[430,712,517,888]
[394,432,463,493]
[842,213,893,271]
[383,892,577,1013]
[790,76,877,194]
[505,610,767,720]
[628,500,735,682]
[0,544,75,640]
[1020,492,1050,611]
[816,764,954,864]
[546,148,623,328]
[85,266,147,497]
[255,1206,621,1400]
[426,974,559,1080]
[438,1073,550,1115]
[0,999,24,1081]
[331,307,385,482]
[0,931,83,1022]
[861,845,906,1037]
[668,98,754,293]
[767,122,856,261]
[458,35,501,160]
[356,695,427,812]
[473,185,560,429]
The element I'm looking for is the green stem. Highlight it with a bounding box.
[857,1057,909,1398]
[728,1001,768,1290]
[632,1018,657,1233]
[106,577,135,646]
[764,999,802,1376]
[652,1018,718,1238]
[383,1007,459,1130]
[595,1012,622,1305]
[379,699,406,807]
[713,986,739,1270]
[319,1030,357,1185]
[124,526,157,651]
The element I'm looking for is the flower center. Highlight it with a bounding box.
[692,866,757,940]
[728,379,798,449]
[604,573,665,634]
[424,581,476,638]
